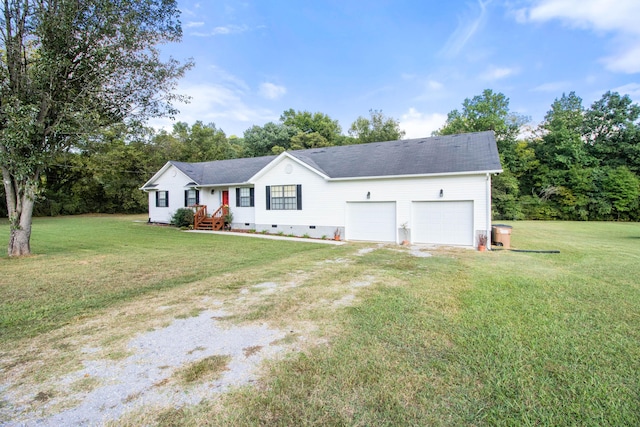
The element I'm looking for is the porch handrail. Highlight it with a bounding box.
[210,204,228,221]
[192,204,207,229]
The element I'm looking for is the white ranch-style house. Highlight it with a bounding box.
[141,131,503,247]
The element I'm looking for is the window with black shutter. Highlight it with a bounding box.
[156,191,169,207]
[236,187,254,207]
[267,185,301,210]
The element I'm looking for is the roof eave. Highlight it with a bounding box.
[196,181,252,187]
[328,169,504,182]
[248,152,330,182]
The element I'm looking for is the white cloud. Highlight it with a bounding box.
[185,21,205,28]
[427,80,444,90]
[517,0,640,73]
[399,108,448,139]
[524,0,640,34]
[209,65,250,93]
[612,82,640,97]
[191,24,249,37]
[481,66,518,81]
[259,82,287,100]
[441,0,492,58]
[147,82,278,136]
[602,43,640,74]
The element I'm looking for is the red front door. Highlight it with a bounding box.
[222,190,229,206]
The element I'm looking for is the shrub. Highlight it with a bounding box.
[170,208,194,228]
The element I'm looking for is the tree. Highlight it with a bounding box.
[583,91,640,174]
[159,121,235,162]
[242,122,299,157]
[280,109,342,146]
[435,90,529,219]
[0,0,191,256]
[348,109,405,143]
[534,92,590,170]
[289,131,332,151]
[435,89,528,169]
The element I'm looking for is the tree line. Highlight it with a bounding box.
[0,109,405,218]
[1,90,638,222]
[436,89,640,221]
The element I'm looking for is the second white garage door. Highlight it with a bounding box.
[412,201,474,246]
[346,202,396,242]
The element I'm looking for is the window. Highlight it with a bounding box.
[236,187,254,207]
[156,191,169,207]
[184,189,199,206]
[266,185,302,210]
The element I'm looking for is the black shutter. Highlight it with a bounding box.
[236,188,240,207]
[250,188,255,207]
[184,190,188,206]
[266,186,271,210]
[166,191,169,207]
[155,191,159,207]
[195,190,200,205]
[296,184,302,210]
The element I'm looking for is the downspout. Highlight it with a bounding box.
[486,173,492,250]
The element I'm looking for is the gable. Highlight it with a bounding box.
[141,162,193,190]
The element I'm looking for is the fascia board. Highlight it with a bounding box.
[139,161,198,191]
[196,181,252,188]
[140,161,172,191]
[327,169,504,182]
[247,152,330,182]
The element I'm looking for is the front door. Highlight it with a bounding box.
[222,190,229,206]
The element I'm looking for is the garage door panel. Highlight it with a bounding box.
[347,202,396,242]
[413,201,473,246]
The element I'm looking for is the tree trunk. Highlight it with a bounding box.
[7,194,35,257]
[8,226,31,256]
[3,167,37,257]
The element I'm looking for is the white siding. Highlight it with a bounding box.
[147,165,193,223]
[228,187,256,228]
[252,156,490,245]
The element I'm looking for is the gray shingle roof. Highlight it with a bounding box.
[164,131,501,185]
[171,155,277,185]
[288,131,502,178]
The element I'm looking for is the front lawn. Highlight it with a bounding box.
[1,217,639,425]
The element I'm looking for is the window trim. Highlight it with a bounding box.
[156,191,169,208]
[184,189,199,206]
[236,187,254,207]
[266,184,302,210]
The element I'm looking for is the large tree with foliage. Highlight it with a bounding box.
[242,122,300,157]
[348,109,405,143]
[0,0,191,256]
[436,89,529,219]
[583,91,640,173]
[280,109,343,146]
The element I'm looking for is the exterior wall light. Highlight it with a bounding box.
[367,191,371,199]
[439,189,444,197]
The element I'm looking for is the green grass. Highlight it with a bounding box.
[173,221,640,426]
[0,215,337,343]
[175,355,232,384]
[2,217,640,426]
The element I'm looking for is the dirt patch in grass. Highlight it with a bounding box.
[0,241,384,426]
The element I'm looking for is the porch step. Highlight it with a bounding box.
[195,217,224,231]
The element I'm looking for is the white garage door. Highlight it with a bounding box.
[346,202,396,242]
[413,201,474,246]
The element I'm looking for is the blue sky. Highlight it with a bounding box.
[152,0,640,139]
